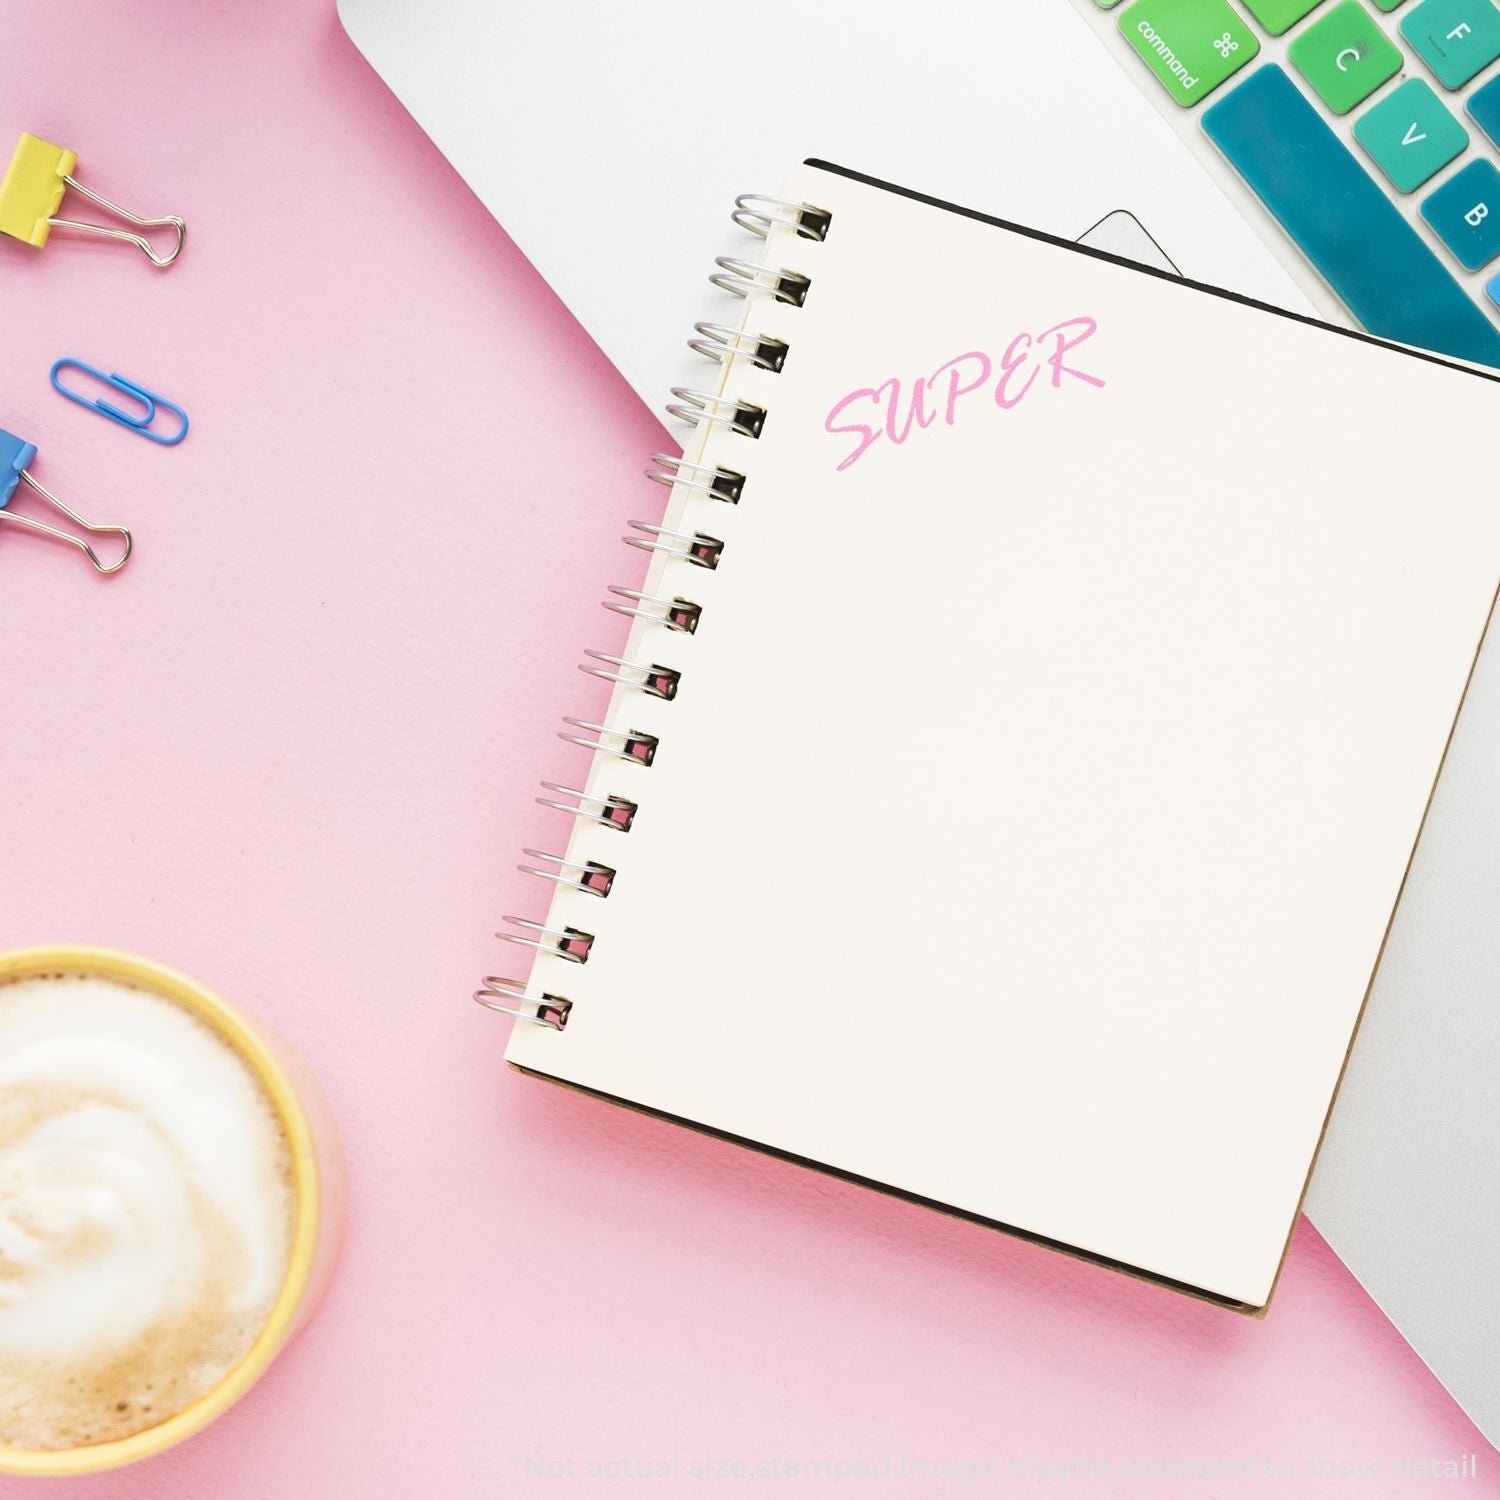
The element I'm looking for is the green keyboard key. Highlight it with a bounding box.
[1118,0,1259,106]
[1355,78,1469,188]
[1290,1,1404,113]
[1371,0,1410,9]
[1401,0,1500,87]
[1241,0,1325,34]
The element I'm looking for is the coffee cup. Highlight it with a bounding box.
[0,946,344,1476]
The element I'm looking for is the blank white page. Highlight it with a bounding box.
[505,161,1500,1310]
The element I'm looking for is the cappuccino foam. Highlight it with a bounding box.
[0,972,294,1451]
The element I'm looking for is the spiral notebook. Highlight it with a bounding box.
[485,160,1500,1312]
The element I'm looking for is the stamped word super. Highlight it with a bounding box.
[822,316,1104,472]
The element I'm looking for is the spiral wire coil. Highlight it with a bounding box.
[474,190,830,1029]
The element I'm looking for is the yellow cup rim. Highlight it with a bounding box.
[0,946,320,1477]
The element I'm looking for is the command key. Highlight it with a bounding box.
[1119,0,1261,106]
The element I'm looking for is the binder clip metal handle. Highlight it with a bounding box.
[49,175,186,268]
[0,429,132,575]
[51,359,189,446]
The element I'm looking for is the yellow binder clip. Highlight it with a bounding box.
[0,133,185,267]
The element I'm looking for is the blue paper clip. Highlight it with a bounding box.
[0,426,132,573]
[49,358,188,445]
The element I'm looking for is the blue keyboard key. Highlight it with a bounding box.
[1422,159,1500,267]
[1487,271,1500,309]
[1466,73,1500,147]
[1202,65,1500,367]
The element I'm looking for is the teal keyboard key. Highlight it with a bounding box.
[1355,79,1469,189]
[1466,72,1500,145]
[1401,0,1500,87]
[1202,66,1500,367]
[1422,158,1500,266]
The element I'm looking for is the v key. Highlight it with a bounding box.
[1352,77,1469,194]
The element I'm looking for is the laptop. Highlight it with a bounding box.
[337,0,1500,1444]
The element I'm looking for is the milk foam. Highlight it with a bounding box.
[0,973,294,1451]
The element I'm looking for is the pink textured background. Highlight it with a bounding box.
[0,2,1493,1494]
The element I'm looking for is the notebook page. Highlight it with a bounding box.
[506,162,1500,1308]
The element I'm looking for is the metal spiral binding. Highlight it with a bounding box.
[474,977,572,1029]
[687,322,789,373]
[730,194,832,243]
[536,781,639,830]
[665,388,767,438]
[558,716,660,765]
[622,522,723,569]
[496,915,596,963]
[579,650,681,701]
[603,587,702,634]
[709,257,811,306]
[517,847,618,897]
[474,188,831,1029]
[645,455,746,503]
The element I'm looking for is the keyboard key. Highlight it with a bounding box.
[1241,0,1325,34]
[1117,0,1259,106]
[1487,271,1500,308]
[1202,66,1500,366]
[1355,79,1469,189]
[1372,0,1411,9]
[1466,72,1500,145]
[1422,158,1500,266]
[1401,0,1500,87]
[1289,1,1403,113]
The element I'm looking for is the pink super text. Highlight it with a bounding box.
[822,316,1104,473]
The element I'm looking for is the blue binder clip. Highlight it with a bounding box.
[0,427,132,573]
[50,358,188,445]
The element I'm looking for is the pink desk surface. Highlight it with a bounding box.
[0,3,1492,1496]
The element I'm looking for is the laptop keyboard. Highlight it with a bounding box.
[1104,0,1500,366]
